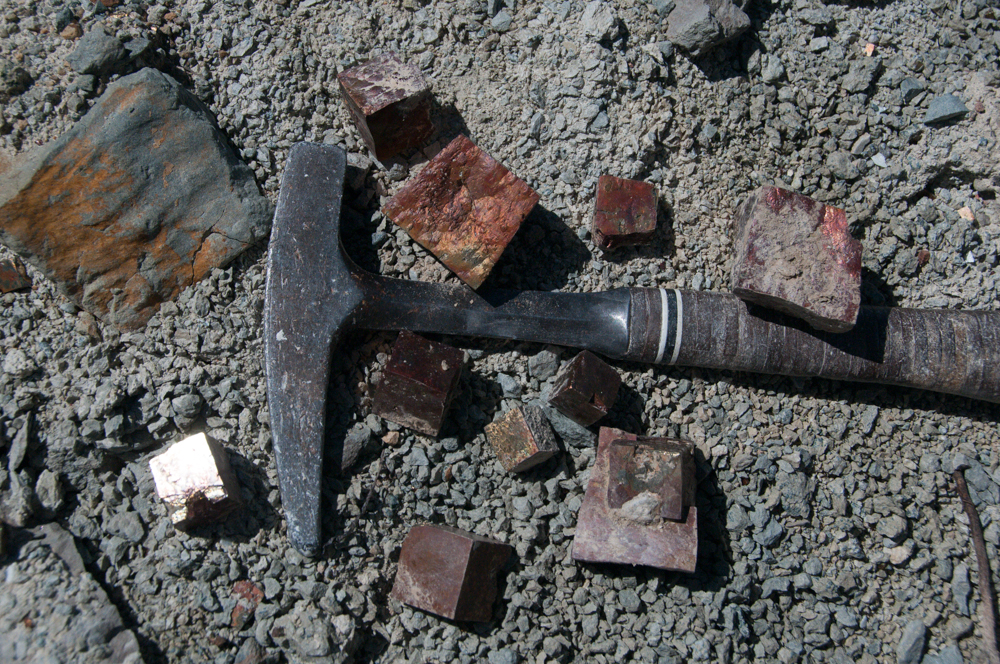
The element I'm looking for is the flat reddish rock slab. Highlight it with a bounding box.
[338,52,434,161]
[149,433,242,529]
[0,68,271,330]
[572,427,698,572]
[372,330,465,436]
[0,255,31,292]
[383,134,539,289]
[485,405,559,472]
[391,524,513,622]
[547,350,621,426]
[592,175,657,250]
[730,186,862,333]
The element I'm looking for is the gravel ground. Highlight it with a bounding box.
[1,1,999,663]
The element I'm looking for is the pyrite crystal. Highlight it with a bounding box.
[485,405,559,472]
[572,427,698,571]
[591,175,658,250]
[372,330,465,436]
[383,134,539,289]
[148,433,242,528]
[391,524,513,622]
[547,350,622,426]
[337,52,434,161]
[730,186,862,333]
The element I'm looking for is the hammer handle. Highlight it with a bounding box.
[623,289,1000,403]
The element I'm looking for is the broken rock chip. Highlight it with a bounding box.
[0,67,271,330]
[666,0,750,59]
[730,186,862,333]
[592,175,657,250]
[572,427,698,572]
[0,255,31,292]
[391,524,513,622]
[485,405,559,472]
[384,134,539,289]
[149,432,242,528]
[338,51,434,161]
[372,330,466,436]
[547,350,621,426]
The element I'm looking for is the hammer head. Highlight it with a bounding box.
[264,142,361,556]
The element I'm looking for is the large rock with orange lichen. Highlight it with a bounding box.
[730,186,862,333]
[0,68,271,329]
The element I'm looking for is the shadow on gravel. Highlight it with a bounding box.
[601,383,647,434]
[485,204,592,292]
[432,101,472,147]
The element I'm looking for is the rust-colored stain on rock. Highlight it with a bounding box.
[338,52,434,161]
[731,185,862,333]
[383,134,539,289]
[0,68,271,330]
[390,524,512,622]
[572,427,698,572]
[547,350,621,426]
[592,175,657,250]
[371,330,465,436]
[485,405,559,473]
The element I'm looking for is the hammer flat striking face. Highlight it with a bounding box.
[265,143,1000,556]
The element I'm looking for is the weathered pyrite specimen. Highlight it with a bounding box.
[383,134,539,289]
[337,52,434,161]
[572,427,698,572]
[730,186,863,333]
[547,350,621,426]
[0,255,31,292]
[0,67,271,330]
[485,405,559,472]
[148,432,242,528]
[391,524,513,622]
[592,175,657,250]
[372,330,465,436]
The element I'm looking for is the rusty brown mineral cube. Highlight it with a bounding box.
[731,186,863,333]
[547,350,621,426]
[337,52,434,161]
[572,427,698,572]
[485,405,559,472]
[383,134,539,289]
[391,524,513,622]
[149,433,242,528]
[372,330,465,436]
[591,175,658,250]
[0,256,31,293]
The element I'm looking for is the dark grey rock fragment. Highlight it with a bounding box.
[842,58,882,93]
[0,57,32,100]
[66,24,126,75]
[901,78,925,104]
[896,620,927,664]
[665,0,749,58]
[923,95,969,124]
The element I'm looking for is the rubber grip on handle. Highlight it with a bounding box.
[625,288,1000,404]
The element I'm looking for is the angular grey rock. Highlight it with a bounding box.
[761,55,785,84]
[0,57,32,100]
[171,393,203,419]
[666,0,749,58]
[923,95,969,124]
[842,58,882,93]
[530,399,596,449]
[1,471,38,526]
[901,78,925,104]
[35,469,65,514]
[497,372,523,397]
[66,24,126,75]
[340,424,373,472]
[937,645,964,664]
[491,10,513,32]
[951,564,971,616]
[107,511,145,543]
[896,620,927,664]
[828,151,860,180]
[761,575,791,599]
[0,68,272,330]
[581,1,620,41]
[529,348,560,380]
[271,603,333,658]
[755,518,784,547]
[877,515,909,542]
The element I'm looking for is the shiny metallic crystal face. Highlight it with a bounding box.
[390,524,513,622]
[592,175,658,250]
[485,405,559,473]
[547,350,622,426]
[383,134,539,289]
[148,433,241,529]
